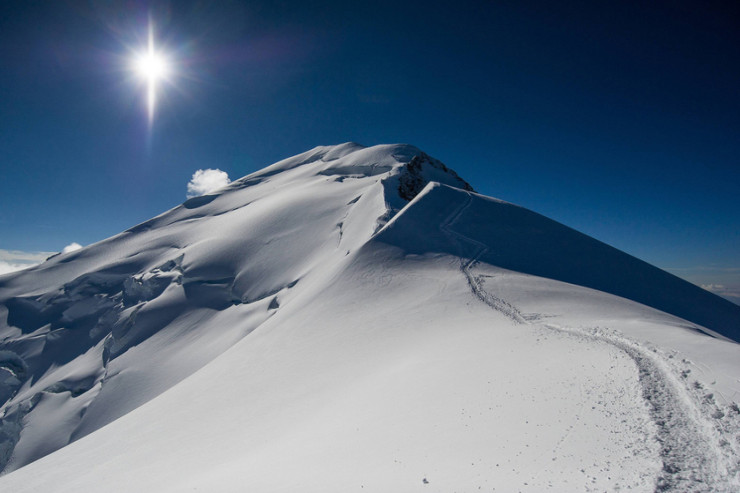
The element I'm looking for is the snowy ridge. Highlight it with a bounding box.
[375,183,740,341]
[0,143,477,475]
[0,143,739,491]
[373,180,740,489]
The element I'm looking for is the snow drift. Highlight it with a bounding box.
[0,143,738,491]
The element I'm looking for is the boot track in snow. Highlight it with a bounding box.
[441,190,740,492]
[439,192,526,324]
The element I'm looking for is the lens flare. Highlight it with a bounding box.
[132,22,170,125]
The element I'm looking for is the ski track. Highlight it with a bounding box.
[440,191,740,492]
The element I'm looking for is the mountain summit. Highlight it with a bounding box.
[1,143,739,491]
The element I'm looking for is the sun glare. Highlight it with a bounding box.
[132,21,171,125]
[135,52,169,80]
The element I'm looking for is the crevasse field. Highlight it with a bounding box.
[1,143,739,491]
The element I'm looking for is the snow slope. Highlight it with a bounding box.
[0,143,738,491]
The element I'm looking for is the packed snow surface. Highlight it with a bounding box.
[0,143,738,491]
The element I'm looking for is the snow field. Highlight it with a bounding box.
[1,143,739,491]
[0,248,668,492]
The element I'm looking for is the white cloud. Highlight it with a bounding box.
[0,244,83,276]
[701,284,740,300]
[187,169,231,198]
[0,261,32,275]
[666,266,740,305]
[0,248,54,276]
[62,242,83,254]
[0,249,52,263]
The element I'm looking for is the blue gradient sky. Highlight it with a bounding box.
[1,1,738,302]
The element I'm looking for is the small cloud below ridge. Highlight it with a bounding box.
[0,244,83,275]
[0,248,54,275]
[0,261,32,275]
[0,249,52,264]
[187,169,231,198]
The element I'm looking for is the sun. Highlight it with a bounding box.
[135,51,169,81]
[132,22,171,124]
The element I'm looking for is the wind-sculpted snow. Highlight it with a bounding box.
[0,143,738,491]
[376,183,740,342]
[0,143,474,474]
[384,181,740,489]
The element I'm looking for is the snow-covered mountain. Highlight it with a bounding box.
[0,143,738,492]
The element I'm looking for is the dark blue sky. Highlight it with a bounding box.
[1,1,738,300]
